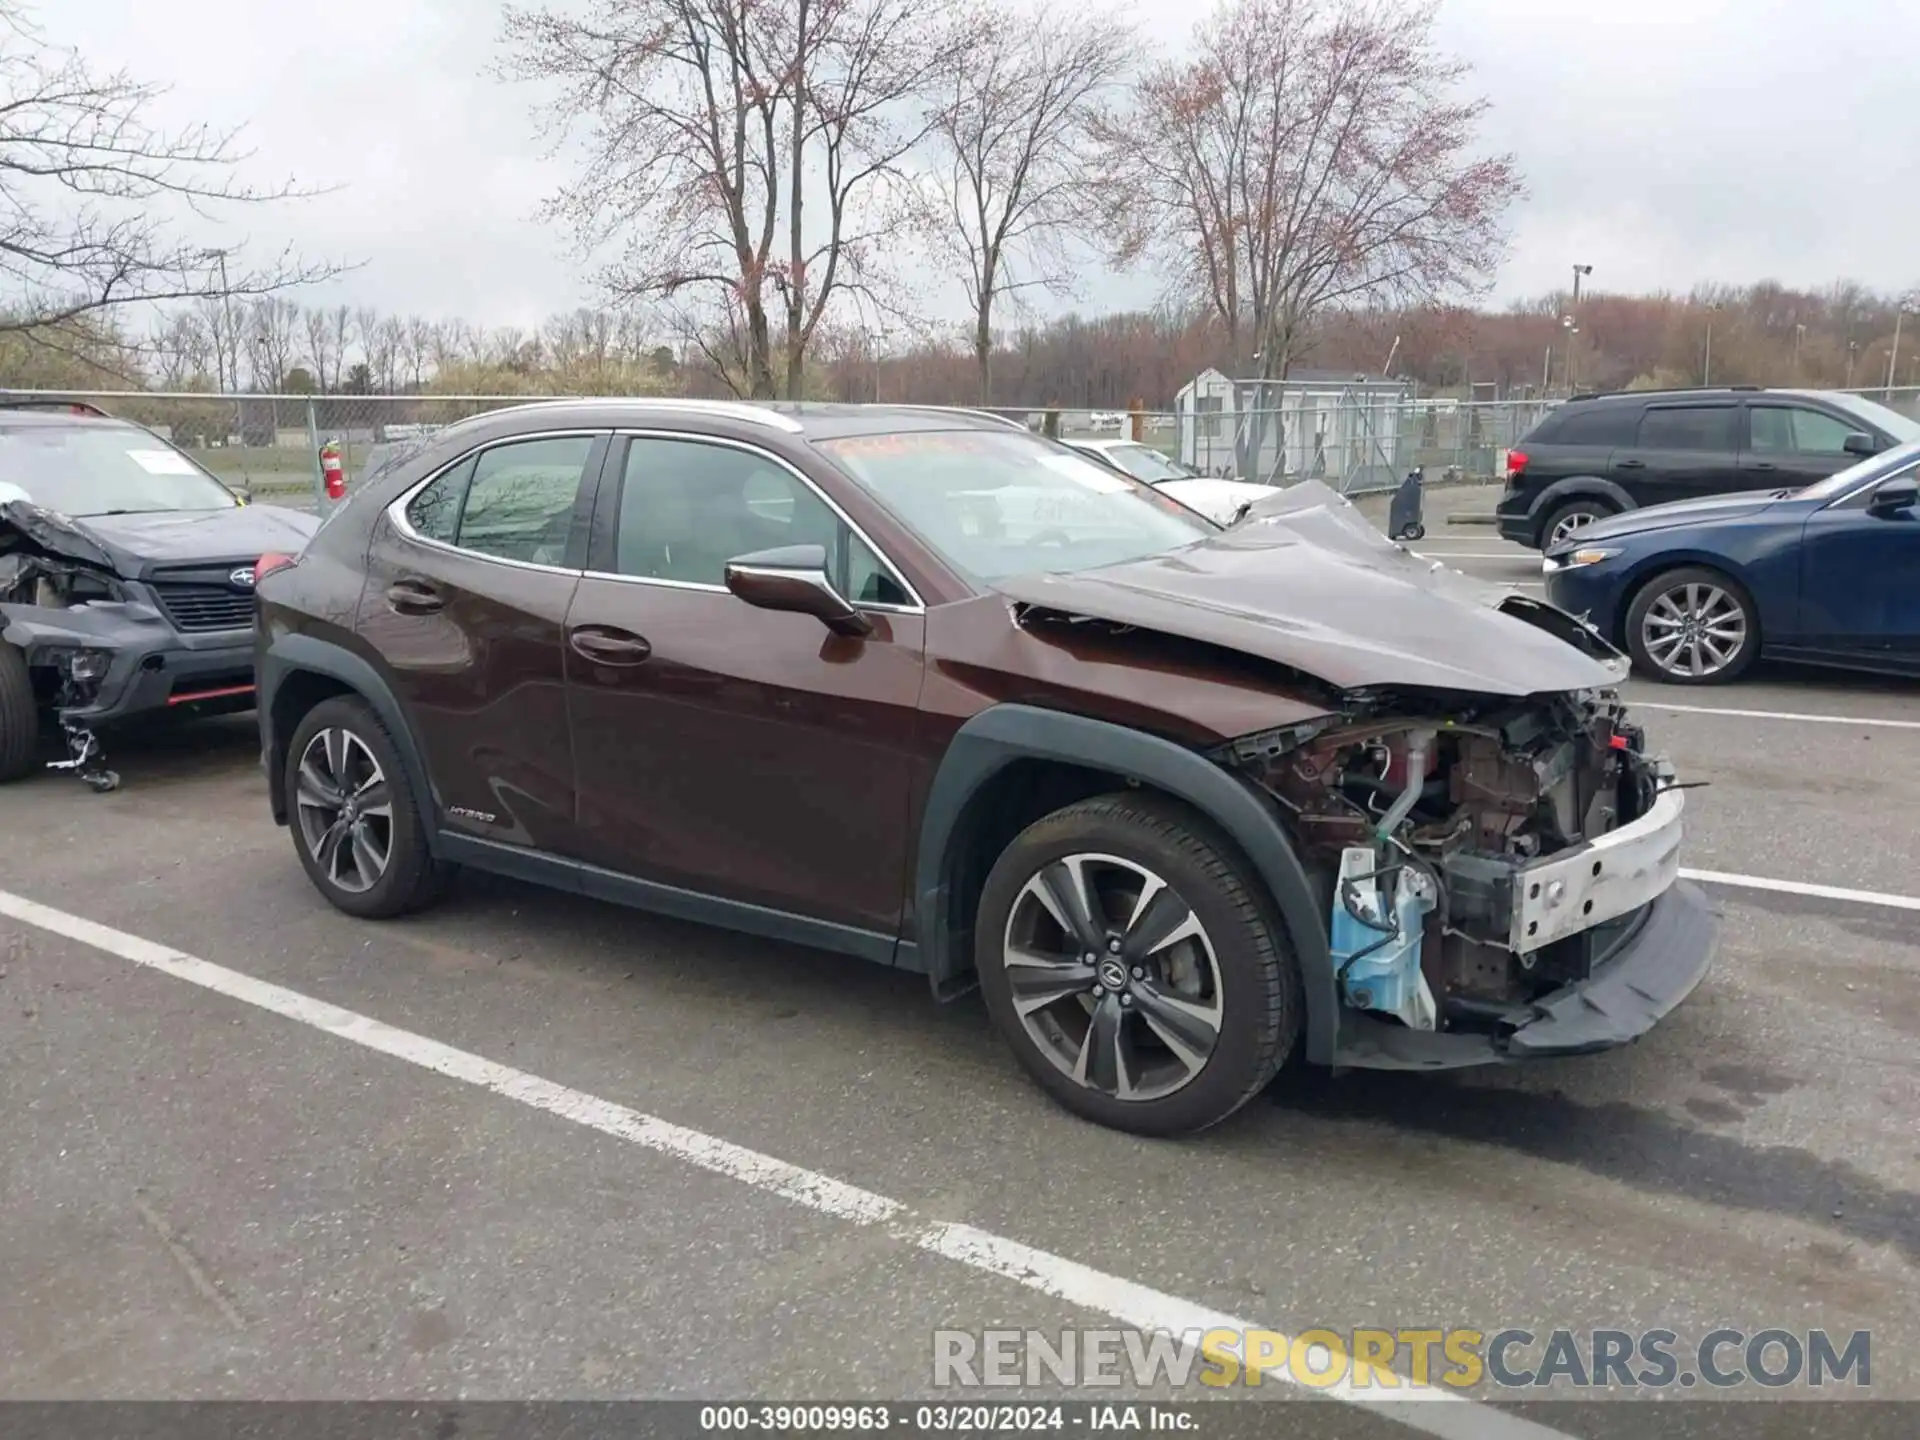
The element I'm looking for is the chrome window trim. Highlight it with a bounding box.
[386,429,603,576]
[596,428,927,614]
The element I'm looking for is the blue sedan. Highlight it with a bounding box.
[1543,438,1920,684]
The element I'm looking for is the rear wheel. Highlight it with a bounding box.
[0,644,41,783]
[1625,565,1758,685]
[1541,498,1615,549]
[974,793,1300,1137]
[284,695,449,918]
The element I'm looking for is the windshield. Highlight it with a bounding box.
[816,429,1216,583]
[1091,443,1200,484]
[0,424,238,515]
[1829,394,1920,443]
[1795,437,1920,501]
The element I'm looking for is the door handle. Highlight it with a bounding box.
[1615,459,1646,469]
[569,626,652,665]
[1749,461,1778,471]
[387,579,444,615]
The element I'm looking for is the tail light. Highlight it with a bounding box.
[1506,449,1528,477]
[255,551,297,583]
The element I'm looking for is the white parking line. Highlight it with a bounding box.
[1412,553,1530,561]
[1635,701,1920,731]
[0,885,1564,1440]
[1680,869,1920,913]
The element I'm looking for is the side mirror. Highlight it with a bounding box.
[1866,477,1919,518]
[724,543,872,637]
[1843,432,1879,457]
[232,484,254,506]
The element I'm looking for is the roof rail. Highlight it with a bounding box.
[1570,384,1764,403]
[879,403,1029,431]
[458,396,805,434]
[0,396,112,417]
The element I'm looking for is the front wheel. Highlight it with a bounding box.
[974,794,1301,1137]
[0,644,41,784]
[1625,565,1759,684]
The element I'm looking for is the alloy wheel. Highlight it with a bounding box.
[1549,509,1601,546]
[1640,581,1748,679]
[1000,852,1224,1102]
[294,727,393,894]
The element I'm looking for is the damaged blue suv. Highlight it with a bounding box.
[0,403,317,790]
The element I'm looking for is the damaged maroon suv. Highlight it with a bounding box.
[255,401,1717,1136]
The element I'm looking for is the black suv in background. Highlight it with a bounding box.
[1497,388,1920,549]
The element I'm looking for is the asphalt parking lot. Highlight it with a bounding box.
[3,480,1917,1435]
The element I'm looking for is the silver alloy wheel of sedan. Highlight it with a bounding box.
[1000,852,1225,1103]
[294,727,394,894]
[1639,580,1750,679]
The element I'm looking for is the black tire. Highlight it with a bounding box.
[0,644,41,784]
[974,792,1302,1137]
[284,694,449,918]
[1624,565,1759,686]
[1539,498,1615,550]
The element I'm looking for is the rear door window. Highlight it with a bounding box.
[1636,406,1737,452]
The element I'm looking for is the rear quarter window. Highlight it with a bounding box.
[1531,406,1640,446]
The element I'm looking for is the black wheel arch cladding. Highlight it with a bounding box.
[915,703,1338,1064]
[260,633,441,843]
[1531,477,1633,526]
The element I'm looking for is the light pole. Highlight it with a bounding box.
[1561,315,1578,394]
[1569,264,1592,393]
[1888,308,1908,400]
[1703,304,1721,386]
[1792,323,1806,382]
[199,248,238,392]
[1846,339,1859,389]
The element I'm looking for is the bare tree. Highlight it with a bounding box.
[1105,0,1519,397]
[357,307,402,391]
[0,3,338,339]
[501,0,970,400]
[300,304,335,389]
[930,3,1131,402]
[147,309,214,387]
[326,303,352,389]
[402,315,434,387]
[248,295,301,389]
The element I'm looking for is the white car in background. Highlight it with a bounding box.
[1063,437,1278,527]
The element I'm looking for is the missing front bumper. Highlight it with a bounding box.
[1333,881,1720,1070]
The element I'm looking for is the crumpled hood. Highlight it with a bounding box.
[1559,489,1787,548]
[993,480,1627,697]
[1156,477,1279,526]
[2,499,318,579]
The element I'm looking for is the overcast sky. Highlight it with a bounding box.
[41,0,1920,333]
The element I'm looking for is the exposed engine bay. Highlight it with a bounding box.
[1219,688,1680,1038]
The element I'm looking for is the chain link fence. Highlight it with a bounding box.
[10,387,1920,507]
